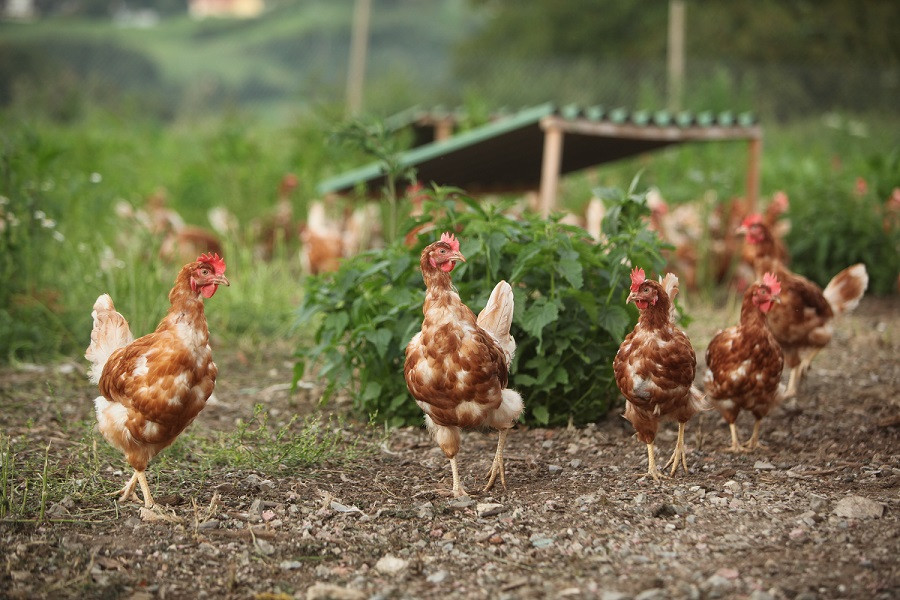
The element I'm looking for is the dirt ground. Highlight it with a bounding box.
[1,296,898,600]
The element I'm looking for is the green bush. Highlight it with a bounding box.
[293,182,669,427]
[785,145,900,296]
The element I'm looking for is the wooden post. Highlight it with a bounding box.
[667,0,685,112]
[434,119,453,142]
[346,0,371,116]
[746,136,762,211]
[539,122,564,218]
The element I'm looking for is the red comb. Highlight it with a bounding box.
[741,214,764,227]
[762,272,781,296]
[198,252,226,276]
[630,267,646,292]
[440,232,460,252]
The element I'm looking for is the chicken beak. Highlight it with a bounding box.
[450,251,466,264]
[735,225,747,236]
[625,291,637,304]
[214,275,231,287]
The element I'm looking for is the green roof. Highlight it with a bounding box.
[318,103,760,196]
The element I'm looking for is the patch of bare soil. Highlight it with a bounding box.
[1,297,898,600]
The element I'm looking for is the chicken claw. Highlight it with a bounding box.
[482,430,509,493]
[663,422,689,476]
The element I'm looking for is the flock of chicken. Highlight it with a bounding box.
[85,189,868,506]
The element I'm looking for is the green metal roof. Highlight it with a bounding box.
[318,103,760,197]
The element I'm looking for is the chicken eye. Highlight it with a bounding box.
[200,268,210,276]
[439,249,446,254]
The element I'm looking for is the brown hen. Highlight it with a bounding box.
[613,269,709,481]
[404,232,523,497]
[737,215,868,396]
[705,273,786,451]
[85,253,229,508]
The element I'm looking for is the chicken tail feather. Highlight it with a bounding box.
[477,280,516,361]
[823,263,868,316]
[690,385,714,412]
[85,294,134,384]
[658,272,680,324]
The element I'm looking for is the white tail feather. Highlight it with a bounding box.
[477,280,516,363]
[658,272,680,324]
[823,263,868,316]
[85,294,133,384]
[690,385,713,412]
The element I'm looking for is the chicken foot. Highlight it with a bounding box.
[742,418,766,451]
[663,422,689,476]
[112,469,155,508]
[482,429,509,493]
[642,443,667,482]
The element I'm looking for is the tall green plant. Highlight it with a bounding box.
[293,181,668,427]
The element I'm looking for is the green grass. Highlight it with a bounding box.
[0,407,369,523]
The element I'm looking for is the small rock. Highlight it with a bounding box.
[476,503,505,518]
[426,570,448,583]
[330,501,362,514]
[789,528,806,540]
[417,502,434,519]
[704,574,733,590]
[254,539,275,556]
[834,495,884,519]
[635,589,667,600]
[754,461,776,470]
[448,496,475,509]
[305,583,366,600]
[530,534,554,548]
[488,534,504,544]
[548,464,563,473]
[198,519,220,530]
[280,560,304,570]
[600,592,630,600]
[715,567,739,580]
[374,554,408,576]
[749,591,776,600]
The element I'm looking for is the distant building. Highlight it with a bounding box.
[4,0,35,20]
[188,0,265,19]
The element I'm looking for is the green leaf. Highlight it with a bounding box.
[531,404,549,425]
[556,248,583,289]
[519,298,559,350]
[364,328,393,359]
[597,305,631,341]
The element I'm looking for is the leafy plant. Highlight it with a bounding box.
[786,166,899,296]
[294,181,669,427]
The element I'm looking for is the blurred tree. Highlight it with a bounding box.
[461,0,899,66]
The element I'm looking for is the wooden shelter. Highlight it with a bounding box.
[317,102,763,215]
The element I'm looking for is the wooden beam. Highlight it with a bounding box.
[545,115,762,142]
[539,121,565,218]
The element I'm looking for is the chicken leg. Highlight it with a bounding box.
[112,469,155,508]
[725,422,745,453]
[742,418,765,451]
[663,422,689,476]
[449,456,468,498]
[482,429,509,493]
[644,443,667,482]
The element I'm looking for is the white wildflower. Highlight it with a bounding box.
[53,231,65,242]
[90,172,103,183]
[99,246,125,273]
[34,210,46,220]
